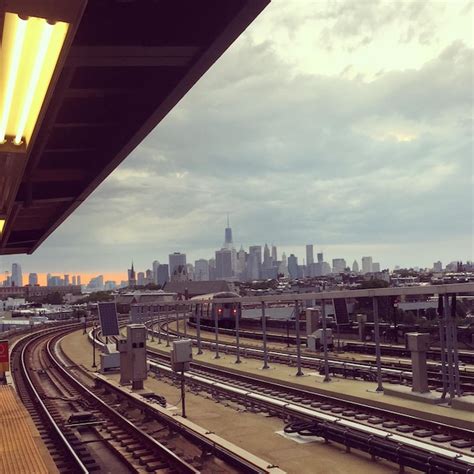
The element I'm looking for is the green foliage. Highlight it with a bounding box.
[76,291,114,304]
[358,278,389,289]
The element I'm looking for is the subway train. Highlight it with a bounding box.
[190,291,241,328]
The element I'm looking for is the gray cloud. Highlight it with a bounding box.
[1,3,472,276]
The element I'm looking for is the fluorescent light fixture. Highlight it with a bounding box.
[0,219,5,234]
[0,13,69,147]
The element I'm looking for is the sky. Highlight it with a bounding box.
[0,0,473,284]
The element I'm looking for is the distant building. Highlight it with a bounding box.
[248,245,262,280]
[317,252,323,264]
[64,274,70,285]
[361,256,373,274]
[224,216,233,249]
[157,264,169,287]
[352,260,359,273]
[11,263,22,287]
[332,258,346,274]
[263,243,272,268]
[72,275,76,285]
[77,275,81,286]
[169,252,186,278]
[137,272,145,286]
[321,262,331,276]
[433,261,443,272]
[306,244,314,266]
[271,245,277,262]
[215,248,233,279]
[163,280,232,299]
[372,262,381,273]
[88,275,104,290]
[145,269,153,284]
[104,281,117,290]
[128,262,137,287]
[152,260,160,284]
[288,254,298,279]
[28,273,38,286]
[194,259,209,281]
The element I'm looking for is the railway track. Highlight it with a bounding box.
[154,320,474,394]
[12,324,266,473]
[186,321,474,365]
[95,324,474,473]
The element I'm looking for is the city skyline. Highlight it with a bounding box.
[0,1,471,279]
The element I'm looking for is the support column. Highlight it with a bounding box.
[262,301,269,369]
[295,300,303,376]
[373,297,383,392]
[321,299,330,382]
[406,333,430,393]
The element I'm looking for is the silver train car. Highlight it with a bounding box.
[190,291,241,328]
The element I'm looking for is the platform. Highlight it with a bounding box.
[0,385,57,474]
[61,328,409,473]
[146,325,473,430]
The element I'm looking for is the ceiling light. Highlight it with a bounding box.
[0,219,5,234]
[0,13,69,147]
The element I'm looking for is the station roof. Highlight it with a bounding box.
[0,0,269,255]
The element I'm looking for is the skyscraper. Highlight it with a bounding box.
[306,244,314,266]
[361,256,373,274]
[433,261,443,272]
[352,260,359,273]
[169,252,187,278]
[271,245,277,262]
[137,272,145,286]
[317,252,323,264]
[77,275,81,286]
[248,245,262,280]
[224,215,233,249]
[64,274,70,285]
[157,264,169,287]
[287,254,298,279]
[72,275,77,285]
[332,258,346,274]
[152,260,160,284]
[11,263,22,287]
[28,273,38,286]
[128,262,137,287]
[263,243,272,268]
[215,249,233,279]
[195,259,210,281]
[372,262,381,273]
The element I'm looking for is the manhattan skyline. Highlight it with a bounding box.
[0,1,472,278]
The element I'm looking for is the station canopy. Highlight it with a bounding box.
[0,0,269,255]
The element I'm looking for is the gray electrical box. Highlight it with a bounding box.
[171,339,192,372]
[117,337,131,385]
[306,308,320,335]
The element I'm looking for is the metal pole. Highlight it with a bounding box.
[443,294,455,402]
[176,305,180,337]
[181,369,186,418]
[286,318,290,348]
[183,304,188,337]
[295,300,303,376]
[166,305,170,347]
[157,306,162,344]
[450,294,461,396]
[214,303,220,359]
[235,303,241,364]
[92,323,97,368]
[437,295,448,399]
[373,296,383,392]
[151,310,155,342]
[321,299,330,382]
[197,304,203,355]
[261,301,269,369]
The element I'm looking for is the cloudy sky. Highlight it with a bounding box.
[1,0,473,283]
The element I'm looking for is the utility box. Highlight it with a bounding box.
[306,308,320,335]
[122,324,148,390]
[307,329,333,351]
[406,333,430,352]
[171,339,192,372]
[117,337,131,385]
[356,314,368,341]
[100,343,120,373]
